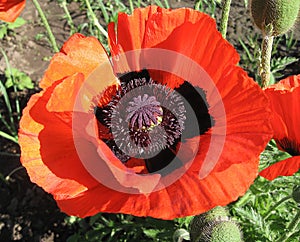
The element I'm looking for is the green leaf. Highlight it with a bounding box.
[143,229,160,238]
[4,68,34,90]
[7,17,26,30]
[0,26,8,39]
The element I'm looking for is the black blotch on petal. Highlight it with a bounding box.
[117,69,151,86]
[145,147,182,175]
[175,81,214,139]
[277,138,300,156]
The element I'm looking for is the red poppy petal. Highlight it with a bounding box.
[0,0,25,22]
[55,156,258,219]
[19,91,92,199]
[265,75,300,142]
[259,156,300,180]
[40,34,109,90]
[109,7,239,89]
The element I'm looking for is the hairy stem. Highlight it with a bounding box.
[84,0,108,38]
[31,0,59,52]
[220,0,232,38]
[260,35,274,88]
[60,0,76,35]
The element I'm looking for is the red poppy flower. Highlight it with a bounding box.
[19,6,272,219]
[0,0,25,22]
[260,75,300,180]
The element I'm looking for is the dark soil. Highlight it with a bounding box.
[0,0,299,241]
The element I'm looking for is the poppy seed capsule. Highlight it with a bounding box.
[190,207,243,242]
[250,0,300,36]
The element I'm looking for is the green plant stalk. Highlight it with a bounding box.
[194,0,201,11]
[60,0,76,35]
[263,195,292,219]
[0,130,18,143]
[31,0,59,52]
[163,0,170,8]
[260,35,274,88]
[1,48,21,121]
[84,0,108,38]
[275,209,300,242]
[0,111,16,136]
[0,48,18,135]
[97,0,109,23]
[220,0,232,38]
[5,166,24,180]
[0,77,15,135]
[128,0,134,13]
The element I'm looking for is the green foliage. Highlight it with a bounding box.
[5,68,34,90]
[65,213,177,241]
[0,17,26,39]
[230,174,300,242]
[194,0,221,18]
[1,0,300,241]
[238,31,299,85]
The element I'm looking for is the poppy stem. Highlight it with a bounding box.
[128,0,134,13]
[260,34,274,88]
[59,0,76,35]
[0,48,18,136]
[31,0,59,53]
[220,0,232,38]
[97,0,109,23]
[263,195,292,220]
[84,0,108,38]
[275,208,300,242]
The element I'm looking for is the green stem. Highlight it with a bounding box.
[163,0,170,8]
[263,195,292,219]
[275,209,300,242]
[260,34,274,88]
[0,48,17,135]
[1,48,20,121]
[128,0,134,13]
[0,130,18,143]
[195,0,201,11]
[60,0,76,35]
[97,0,109,23]
[5,166,24,180]
[31,0,59,52]
[220,0,232,38]
[84,0,108,38]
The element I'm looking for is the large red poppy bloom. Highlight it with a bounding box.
[260,75,300,180]
[0,0,25,22]
[19,7,272,219]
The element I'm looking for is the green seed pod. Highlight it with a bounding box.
[191,220,243,242]
[250,0,300,36]
[190,206,229,241]
[190,207,243,242]
[292,186,300,204]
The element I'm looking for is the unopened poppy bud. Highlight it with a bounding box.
[292,186,300,204]
[250,0,300,36]
[190,206,243,242]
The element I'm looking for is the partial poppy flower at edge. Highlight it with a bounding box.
[260,75,300,180]
[0,0,25,22]
[19,6,272,219]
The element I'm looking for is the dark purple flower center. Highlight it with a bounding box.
[94,70,214,173]
[126,94,163,129]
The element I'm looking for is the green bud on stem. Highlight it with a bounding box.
[292,186,300,204]
[250,0,300,36]
[189,206,243,242]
